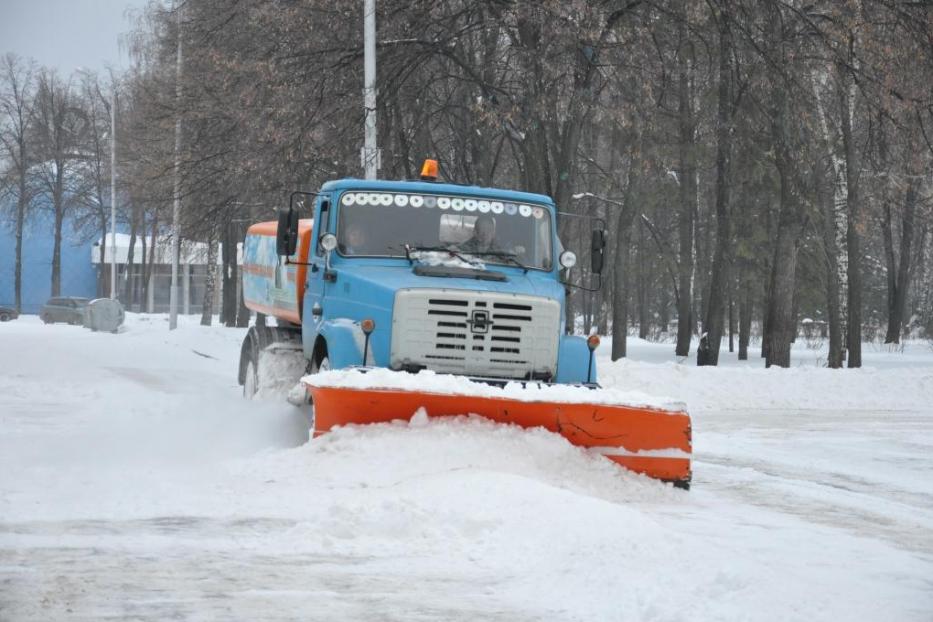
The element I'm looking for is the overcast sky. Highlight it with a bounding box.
[0,0,152,75]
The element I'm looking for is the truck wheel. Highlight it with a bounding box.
[239,326,269,399]
[310,339,329,375]
[243,358,259,399]
[313,355,330,373]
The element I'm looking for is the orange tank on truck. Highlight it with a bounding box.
[242,219,314,325]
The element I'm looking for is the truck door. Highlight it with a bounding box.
[304,193,332,343]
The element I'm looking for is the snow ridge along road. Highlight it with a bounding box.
[1,315,931,621]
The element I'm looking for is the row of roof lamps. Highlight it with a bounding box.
[340,191,548,219]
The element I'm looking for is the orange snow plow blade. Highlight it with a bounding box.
[307,385,692,488]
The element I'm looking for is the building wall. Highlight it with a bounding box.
[0,208,98,314]
[3,200,234,316]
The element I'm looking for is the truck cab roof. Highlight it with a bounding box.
[319,178,556,208]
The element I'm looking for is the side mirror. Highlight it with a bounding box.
[590,229,607,274]
[276,207,299,256]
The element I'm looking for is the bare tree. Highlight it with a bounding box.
[0,54,37,313]
[31,70,86,297]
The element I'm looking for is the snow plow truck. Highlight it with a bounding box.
[238,160,692,488]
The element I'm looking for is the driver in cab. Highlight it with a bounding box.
[461,215,502,254]
[339,222,368,255]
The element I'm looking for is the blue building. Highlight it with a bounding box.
[0,206,99,314]
[2,196,238,315]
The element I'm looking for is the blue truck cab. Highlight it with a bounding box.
[239,174,605,397]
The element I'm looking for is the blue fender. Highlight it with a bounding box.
[556,335,597,384]
[310,320,371,369]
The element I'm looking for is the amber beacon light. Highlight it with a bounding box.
[361,318,376,365]
[420,159,439,181]
[586,334,601,384]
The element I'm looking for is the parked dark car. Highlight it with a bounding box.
[0,306,18,322]
[40,297,90,325]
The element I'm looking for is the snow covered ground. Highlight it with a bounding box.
[1,315,931,621]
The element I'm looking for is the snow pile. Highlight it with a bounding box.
[598,354,933,413]
[303,367,686,411]
[256,346,307,399]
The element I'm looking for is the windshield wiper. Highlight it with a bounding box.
[464,251,529,273]
[399,244,477,267]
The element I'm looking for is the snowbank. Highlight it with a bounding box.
[598,355,933,413]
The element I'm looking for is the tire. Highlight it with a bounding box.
[304,347,329,428]
[243,357,259,399]
[242,327,264,400]
[309,336,330,376]
[305,343,329,396]
[0,313,10,322]
[312,355,330,374]
[41,314,51,324]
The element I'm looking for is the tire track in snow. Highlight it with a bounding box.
[696,454,933,556]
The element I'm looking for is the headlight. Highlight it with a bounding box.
[560,250,577,269]
[320,233,338,252]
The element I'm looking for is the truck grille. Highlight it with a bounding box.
[391,289,560,380]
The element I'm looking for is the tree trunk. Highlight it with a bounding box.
[810,68,848,367]
[700,5,734,366]
[838,64,862,367]
[637,221,650,340]
[143,215,158,312]
[761,286,771,360]
[139,221,147,310]
[884,161,919,343]
[766,213,798,368]
[911,224,928,332]
[881,197,897,342]
[765,45,801,369]
[728,288,735,354]
[124,214,138,306]
[610,163,641,360]
[659,286,670,334]
[597,288,609,335]
[50,166,66,298]
[51,202,63,297]
[738,273,752,360]
[200,233,218,326]
[612,228,633,359]
[821,189,844,368]
[222,220,238,327]
[675,5,696,357]
[892,176,918,338]
[14,182,26,313]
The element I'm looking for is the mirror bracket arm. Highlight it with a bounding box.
[560,273,602,293]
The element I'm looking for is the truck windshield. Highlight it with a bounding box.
[336,191,553,270]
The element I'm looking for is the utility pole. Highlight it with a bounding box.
[110,85,117,300]
[361,0,380,179]
[169,0,183,329]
